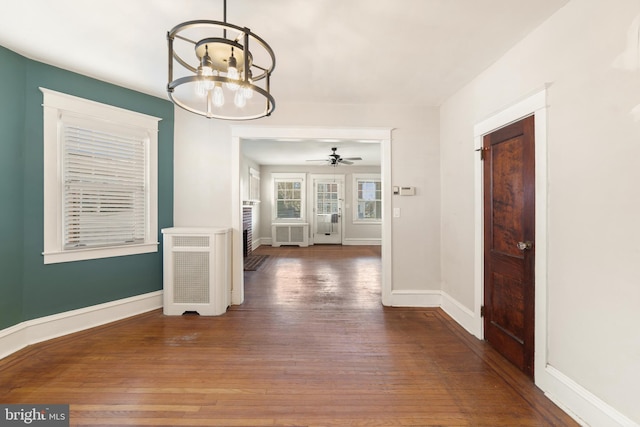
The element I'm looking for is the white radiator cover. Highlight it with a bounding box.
[271,223,309,247]
[161,227,231,316]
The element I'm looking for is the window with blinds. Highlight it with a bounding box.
[63,124,146,249]
[41,88,160,264]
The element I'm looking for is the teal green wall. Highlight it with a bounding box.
[0,45,174,329]
[0,47,26,329]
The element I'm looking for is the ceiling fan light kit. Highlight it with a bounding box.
[167,0,275,120]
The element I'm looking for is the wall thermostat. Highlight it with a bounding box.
[399,186,416,196]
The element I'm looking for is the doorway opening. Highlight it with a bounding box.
[231,126,393,307]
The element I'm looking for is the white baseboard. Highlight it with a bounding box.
[440,292,638,427]
[540,365,638,427]
[258,237,272,246]
[441,291,481,338]
[389,289,442,307]
[255,237,380,247]
[342,238,382,246]
[0,290,162,360]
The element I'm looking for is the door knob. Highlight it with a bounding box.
[517,241,533,251]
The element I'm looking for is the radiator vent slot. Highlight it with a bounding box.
[271,223,309,247]
[275,226,290,243]
[174,236,209,247]
[290,226,304,243]
[173,251,210,303]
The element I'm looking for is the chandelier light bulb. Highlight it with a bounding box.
[195,45,214,96]
[234,90,246,108]
[241,70,253,99]
[202,67,214,91]
[195,66,208,97]
[226,49,240,91]
[212,83,225,107]
[241,84,253,100]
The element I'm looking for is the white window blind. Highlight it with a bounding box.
[63,123,147,249]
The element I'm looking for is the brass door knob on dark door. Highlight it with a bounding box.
[517,241,533,251]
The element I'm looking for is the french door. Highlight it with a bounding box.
[312,175,344,244]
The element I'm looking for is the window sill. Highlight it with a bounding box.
[43,242,159,265]
[353,220,382,225]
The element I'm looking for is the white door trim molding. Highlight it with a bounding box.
[473,86,548,372]
[231,126,393,306]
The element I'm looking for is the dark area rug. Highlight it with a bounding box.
[244,255,269,271]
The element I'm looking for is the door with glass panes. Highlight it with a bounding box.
[313,177,344,244]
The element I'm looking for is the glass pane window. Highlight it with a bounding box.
[317,182,339,215]
[275,179,303,219]
[356,179,382,221]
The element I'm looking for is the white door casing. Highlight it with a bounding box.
[231,126,393,306]
[311,174,344,245]
[473,86,548,384]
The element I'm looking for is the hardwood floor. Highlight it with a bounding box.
[0,245,577,426]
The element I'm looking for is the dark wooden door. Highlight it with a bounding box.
[483,115,535,378]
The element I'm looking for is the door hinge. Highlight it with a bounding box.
[480,305,485,317]
[475,146,489,160]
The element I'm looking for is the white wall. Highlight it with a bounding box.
[174,101,441,293]
[440,0,640,424]
[174,107,233,227]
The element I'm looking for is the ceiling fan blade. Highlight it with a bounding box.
[306,159,328,162]
[339,159,354,165]
[341,157,362,161]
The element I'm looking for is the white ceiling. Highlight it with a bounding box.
[0,0,569,165]
[242,138,382,166]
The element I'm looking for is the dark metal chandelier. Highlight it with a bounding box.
[167,0,275,120]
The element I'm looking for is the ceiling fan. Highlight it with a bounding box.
[307,147,362,166]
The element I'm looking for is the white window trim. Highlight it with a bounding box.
[272,172,306,222]
[41,88,160,264]
[352,173,382,224]
[249,167,261,202]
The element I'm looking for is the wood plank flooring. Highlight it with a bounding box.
[0,245,578,426]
